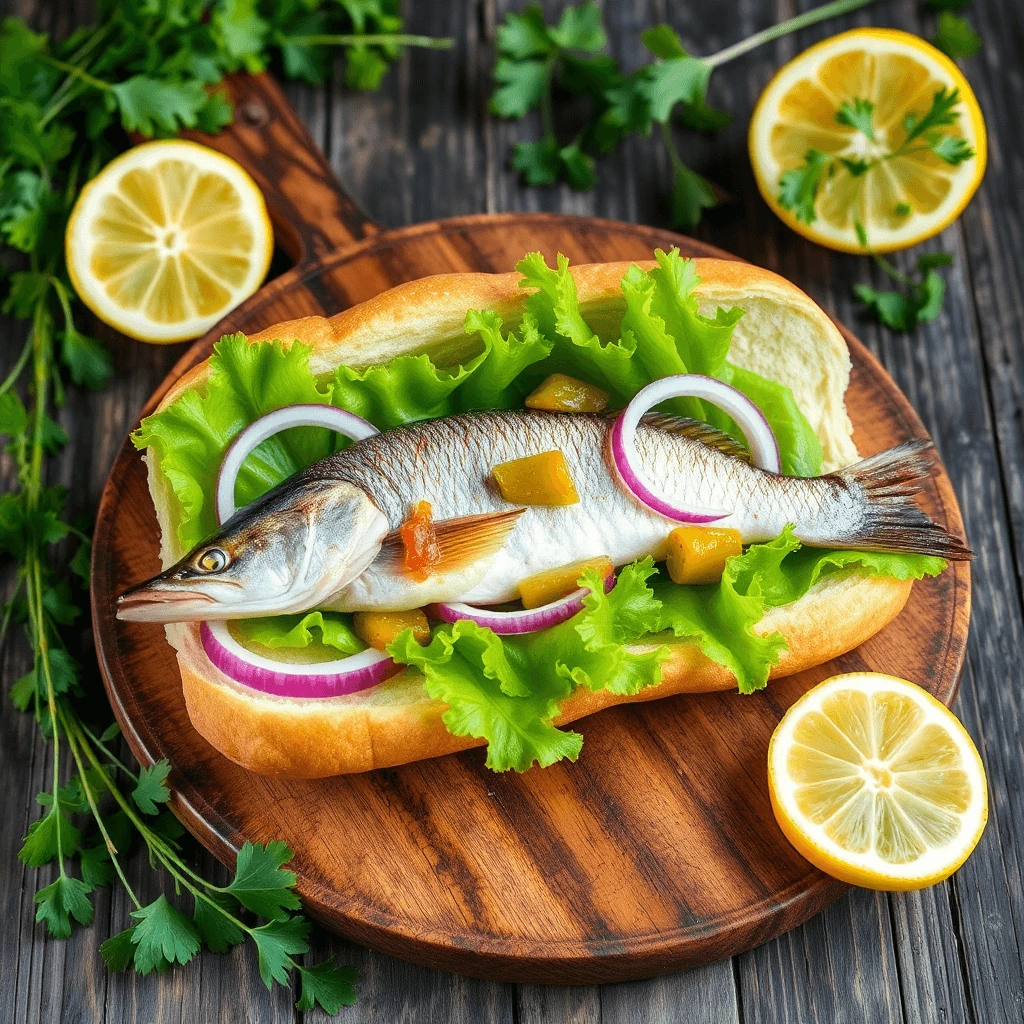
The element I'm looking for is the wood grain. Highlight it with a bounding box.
[86,72,971,985]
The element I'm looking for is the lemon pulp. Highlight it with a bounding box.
[769,673,987,889]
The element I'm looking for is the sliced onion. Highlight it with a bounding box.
[610,373,781,522]
[201,621,400,698]
[435,571,616,635]
[216,404,379,524]
[209,404,386,700]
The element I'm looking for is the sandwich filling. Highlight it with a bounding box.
[130,250,950,771]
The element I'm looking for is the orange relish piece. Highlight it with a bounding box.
[518,556,614,609]
[664,526,743,585]
[400,500,441,580]
[492,449,579,506]
[353,609,431,650]
[525,374,609,413]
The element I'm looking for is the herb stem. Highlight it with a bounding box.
[62,708,142,907]
[0,337,32,398]
[282,33,453,49]
[39,55,111,93]
[704,0,879,69]
[76,720,138,781]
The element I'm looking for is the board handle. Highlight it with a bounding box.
[181,73,381,265]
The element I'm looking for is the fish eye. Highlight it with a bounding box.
[196,548,229,573]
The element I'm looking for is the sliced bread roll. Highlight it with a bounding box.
[145,259,913,778]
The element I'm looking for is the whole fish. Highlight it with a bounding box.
[117,410,971,622]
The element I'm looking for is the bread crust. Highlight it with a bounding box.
[144,258,915,777]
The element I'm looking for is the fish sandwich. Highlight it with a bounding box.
[121,252,969,778]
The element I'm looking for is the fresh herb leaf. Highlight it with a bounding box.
[100,927,138,972]
[130,895,202,974]
[60,328,112,390]
[836,97,875,139]
[132,760,172,815]
[778,149,832,224]
[670,163,718,229]
[20,807,83,866]
[854,251,955,331]
[251,915,311,988]
[192,892,245,953]
[227,840,302,920]
[297,960,360,1012]
[933,12,981,59]
[35,876,94,939]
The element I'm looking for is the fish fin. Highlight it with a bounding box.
[377,508,527,574]
[638,412,752,464]
[835,439,973,560]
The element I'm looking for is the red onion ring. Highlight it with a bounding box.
[210,404,387,699]
[610,373,781,522]
[201,621,401,698]
[435,570,616,635]
[216,403,379,523]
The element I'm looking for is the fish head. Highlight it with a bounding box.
[117,478,388,623]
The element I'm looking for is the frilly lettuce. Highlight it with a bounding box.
[132,249,945,769]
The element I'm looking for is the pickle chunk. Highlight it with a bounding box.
[665,526,743,585]
[353,609,431,650]
[526,374,609,413]
[518,556,613,608]
[492,450,579,506]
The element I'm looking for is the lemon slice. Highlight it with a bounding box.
[768,673,987,890]
[749,29,986,253]
[66,140,273,343]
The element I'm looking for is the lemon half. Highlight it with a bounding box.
[749,29,986,253]
[768,673,987,890]
[66,140,273,343]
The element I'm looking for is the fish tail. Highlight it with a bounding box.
[835,439,973,560]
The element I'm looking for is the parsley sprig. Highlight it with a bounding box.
[490,0,879,228]
[1,0,449,1012]
[777,88,974,330]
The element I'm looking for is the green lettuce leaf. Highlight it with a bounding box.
[132,334,336,552]
[233,612,363,656]
[656,526,946,694]
[457,309,552,410]
[389,619,582,772]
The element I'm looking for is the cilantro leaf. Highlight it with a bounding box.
[132,760,171,815]
[130,895,202,974]
[510,137,561,184]
[491,56,550,118]
[60,328,112,390]
[778,149,832,224]
[640,52,710,123]
[670,163,717,229]
[0,391,28,438]
[212,0,268,74]
[548,1,606,51]
[20,806,83,866]
[34,876,94,938]
[903,87,964,146]
[929,133,974,165]
[836,97,875,139]
[495,5,553,59]
[100,927,138,972]
[853,251,953,331]
[70,538,91,584]
[933,12,981,59]
[297,960,360,1013]
[192,892,245,953]
[108,76,210,137]
[251,915,310,988]
[227,840,301,920]
[641,24,687,60]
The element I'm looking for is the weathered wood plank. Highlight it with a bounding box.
[600,962,741,1024]
[301,933,514,1024]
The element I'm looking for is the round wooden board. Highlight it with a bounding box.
[92,76,970,985]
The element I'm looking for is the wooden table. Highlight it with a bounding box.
[2,1,1022,1021]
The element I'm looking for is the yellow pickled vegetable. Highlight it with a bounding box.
[518,556,613,608]
[353,609,431,650]
[492,450,579,506]
[525,374,609,413]
[665,526,743,585]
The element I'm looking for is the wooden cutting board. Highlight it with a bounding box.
[91,74,970,984]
